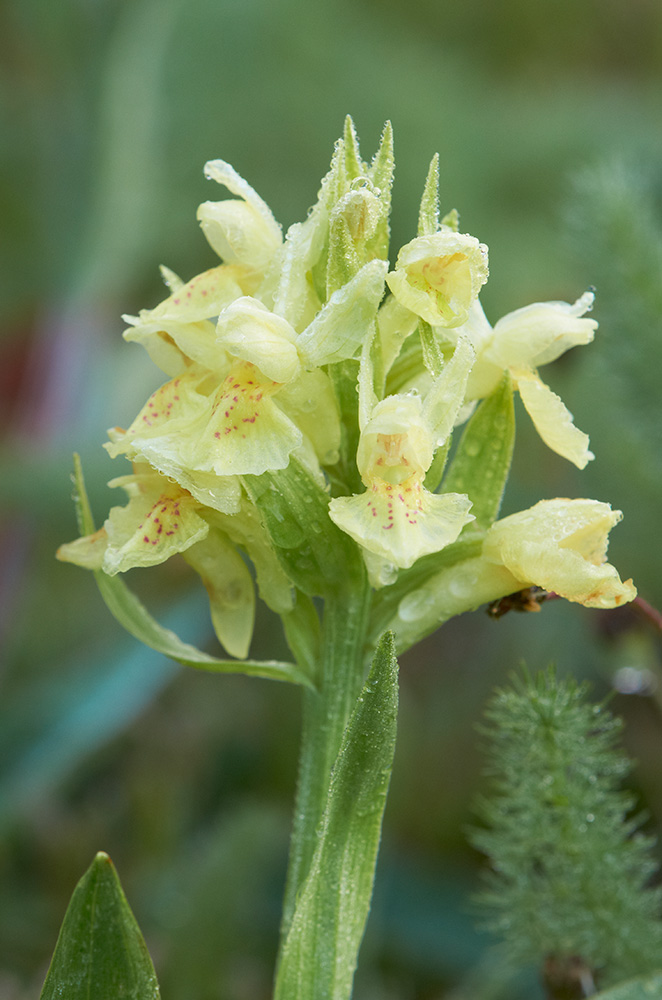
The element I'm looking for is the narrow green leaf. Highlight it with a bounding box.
[243,456,363,597]
[418,318,444,378]
[343,114,363,180]
[424,436,451,493]
[368,120,394,207]
[440,207,459,231]
[274,632,399,1000]
[93,567,311,685]
[281,590,321,683]
[328,358,363,496]
[70,455,312,688]
[593,974,662,999]
[327,213,360,296]
[418,153,440,236]
[40,852,160,1000]
[367,120,394,260]
[441,375,515,529]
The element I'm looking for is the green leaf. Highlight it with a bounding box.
[244,456,363,597]
[343,114,364,180]
[328,358,364,495]
[418,318,444,378]
[280,590,321,683]
[40,852,160,1000]
[418,153,440,236]
[70,455,313,688]
[367,120,394,260]
[440,207,459,231]
[327,212,361,296]
[441,374,515,529]
[593,974,662,999]
[274,631,399,1000]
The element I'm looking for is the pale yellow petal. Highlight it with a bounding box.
[486,292,597,370]
[198,160,282,272]
[183,529,255,659]
[329,478,473,568]
[123,318,228,377]
[202,159,282,243]
[104,372,210,460]
[277,368,341,467]
[514,368,594,469]
[386,231,488,328]
[206,504,295,615]
[190,363,302,477]
[149,265,247,321]
[57,529,108,570]
[216,297,300,383]
[422,335,475,446]
[102,489,209,574]
[159,468,242,516]
[483,498,636,609]
[296,259,387,368]
[356,394,434,484]
[271,215,326,331]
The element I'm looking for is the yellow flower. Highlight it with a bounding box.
[482,498,636,609]
[197,159,283,274]
[56,466,296,659]
[386,230,489,328]
[392,497,636,652]
[329,339,475,576]
[121,265,249,377]
[458,292,598,468]
[108,261,387,483]
[123,159,288,379]
[56,468,210,575]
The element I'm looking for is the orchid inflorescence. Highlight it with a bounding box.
[58,117,635,667]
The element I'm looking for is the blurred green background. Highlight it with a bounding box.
[1,1,662,997]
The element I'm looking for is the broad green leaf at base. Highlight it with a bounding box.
[40,852,160,1000]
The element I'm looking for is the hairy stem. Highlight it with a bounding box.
[278,578,371,955]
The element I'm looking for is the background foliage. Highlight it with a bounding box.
[1,1,661,997]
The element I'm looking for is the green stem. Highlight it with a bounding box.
[278,577,371,954]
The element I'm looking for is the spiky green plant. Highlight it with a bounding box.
[472,668,662,994]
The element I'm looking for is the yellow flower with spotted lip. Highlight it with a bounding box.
[56,465,295,659]
[386,229,489,328]
[455,292,598,468]
[109,260,387,485]
[329,338,476,576]
[56,468,210,576]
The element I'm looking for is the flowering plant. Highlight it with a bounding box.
[51,118,636,1000]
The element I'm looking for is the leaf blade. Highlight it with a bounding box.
[441,374,515,530]
[274,632,399,1000]
[40,852,160,1000]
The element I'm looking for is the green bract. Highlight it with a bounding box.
[58,116,636,668]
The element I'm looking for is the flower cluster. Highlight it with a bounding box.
[58,119,635,661]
